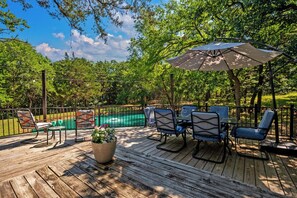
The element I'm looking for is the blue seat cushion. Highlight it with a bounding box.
[159,125,185,134]
[234,127,265,140]
[193,131,226,142]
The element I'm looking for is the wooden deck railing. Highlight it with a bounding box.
[0,104,296,141]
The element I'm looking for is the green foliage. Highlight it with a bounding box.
[0,40,54,108]
[12,0,150,41]
[1,0,297,108]
[129,0,297,107]
[91,124,116,144]
[0,0,29,35]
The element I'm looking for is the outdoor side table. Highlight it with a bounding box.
[47,126,66,144]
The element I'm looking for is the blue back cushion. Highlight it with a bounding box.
[181,105,198,117]
[258,109,274,134]
[209,106,229,120]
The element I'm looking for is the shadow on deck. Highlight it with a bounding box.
[0,127,296,197]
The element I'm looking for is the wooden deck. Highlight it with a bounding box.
[0,127,296,197]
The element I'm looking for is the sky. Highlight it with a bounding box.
[6,0,167,62]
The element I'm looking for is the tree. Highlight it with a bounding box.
[12,0,150,41]
[129,0,297,108]
[0,39,54,108]
[0,0,28,37]
[52,57,101,107]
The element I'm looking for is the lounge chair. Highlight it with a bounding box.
[154,108,187,152]
[231,109,274,160]
[75,109,95,141]
[143,106,162,141]
[191,111,230,163]
[17,109,51,143]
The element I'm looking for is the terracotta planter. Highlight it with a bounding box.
[91,139,117,163]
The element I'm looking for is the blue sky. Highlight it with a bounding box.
[6,0,168,62]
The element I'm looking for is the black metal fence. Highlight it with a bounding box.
[0,104,296,141]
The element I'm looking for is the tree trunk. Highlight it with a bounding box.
[227,70,241,120]
[256,65,264,112]
[249,65,264,112]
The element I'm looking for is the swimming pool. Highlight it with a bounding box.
[63,113,145,129]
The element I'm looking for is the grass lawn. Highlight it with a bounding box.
[261,92,297,107]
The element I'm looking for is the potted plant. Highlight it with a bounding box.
[91,124,117,163]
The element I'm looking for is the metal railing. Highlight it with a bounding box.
[0,104,296,141]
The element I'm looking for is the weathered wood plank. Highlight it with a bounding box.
[24,171,59,198]
[66,156,159,198]
[232,155,245,182]
[116,146,283,198]
[70,156,169,198]
[0,181,16,198]
[9,175,38,198]
[244,157,256,186]
[254,153,270,190]
[37,166,80,198]
[270,154,297,197]
[221,150,236,177]
[263,153,285,196]
[49,163,103,197]
[280,155,297,189]
[0,127,295,197]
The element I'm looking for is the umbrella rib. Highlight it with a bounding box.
[229,48,264,64]
[220,52,232,70]
[197,53,207,70]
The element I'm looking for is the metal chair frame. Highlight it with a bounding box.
[191,111,231,163]
[232,109,275,160]
[154,108,187,153]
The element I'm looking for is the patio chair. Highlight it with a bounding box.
[209,106,229,120]
[17,109,51,143]
[178,105,199,132]
[143,106,162,141]
[144,106,156,127]
[209,105,230,137]
[231,109,274,160]
[179,105,199,120]
[154,108,187,152]
[75,109,95,142]
[191,111,230,163]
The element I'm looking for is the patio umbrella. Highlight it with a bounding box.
[167,42,281,71]
[167,42,282,142]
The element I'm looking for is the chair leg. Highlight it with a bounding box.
[147,133,163,141]
[192,140,201,157]
[156,132,186,153]
[235,138,269,160]
[192,139,227,164]
[20,130,40,144]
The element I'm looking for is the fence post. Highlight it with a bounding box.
[170,74,175,111]
[42,70,47,122]
[254,104,258,128]
[98,105,101,126]
[290,104,294,140]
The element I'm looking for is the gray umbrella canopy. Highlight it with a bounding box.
[167,42,281,71]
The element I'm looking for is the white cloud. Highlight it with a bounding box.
[52,32,65,40]
[36,43,65,61]
[116,13,137,37]
[35,29,131,62]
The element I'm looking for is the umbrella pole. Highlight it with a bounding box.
[268,61,279,144]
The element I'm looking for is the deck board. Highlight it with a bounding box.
[0,127,295,197]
